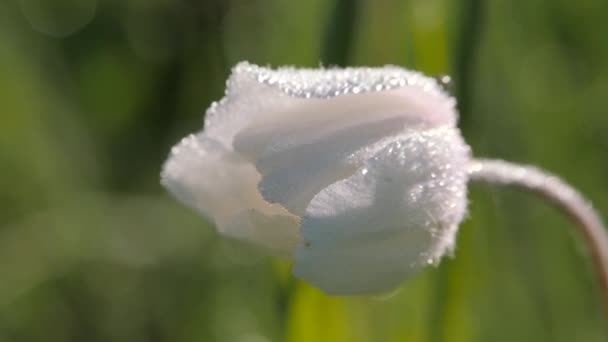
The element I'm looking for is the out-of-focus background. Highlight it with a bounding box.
[2,0,608,341]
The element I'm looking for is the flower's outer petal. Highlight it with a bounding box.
[293,127,470,294]
[228,62,452,102]
[203,62,455,148]
[222,209,301,258]
[161,134,300,257]
[202,73,293,147]
[233,88,456,216]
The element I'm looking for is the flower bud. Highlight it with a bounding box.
[161,62,471,294]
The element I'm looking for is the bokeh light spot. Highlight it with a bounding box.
[19,0,97,37]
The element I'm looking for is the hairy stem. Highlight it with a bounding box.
[468,158,608,317]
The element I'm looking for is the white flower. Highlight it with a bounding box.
[161,62,471,294]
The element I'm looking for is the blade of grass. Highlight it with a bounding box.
[321,0,361,66]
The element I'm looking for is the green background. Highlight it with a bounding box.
[2,0,608,341]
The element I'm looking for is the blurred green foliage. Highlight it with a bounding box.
[1,0,608,341]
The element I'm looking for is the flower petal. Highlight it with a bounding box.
[233,87,456,215]
[230,62,452,102]
[161,134,299,256]
[203,62,456,148]
[293,127,470,294]
[223,209,300,258]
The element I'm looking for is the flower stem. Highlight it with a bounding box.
[468,158,608,318]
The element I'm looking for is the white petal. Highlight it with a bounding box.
[223,209,300,258]
[293,127,470,294]
[233,87,456,215]
[228,62,452,101]
[161,134,299,256]
[203,62,456,148]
